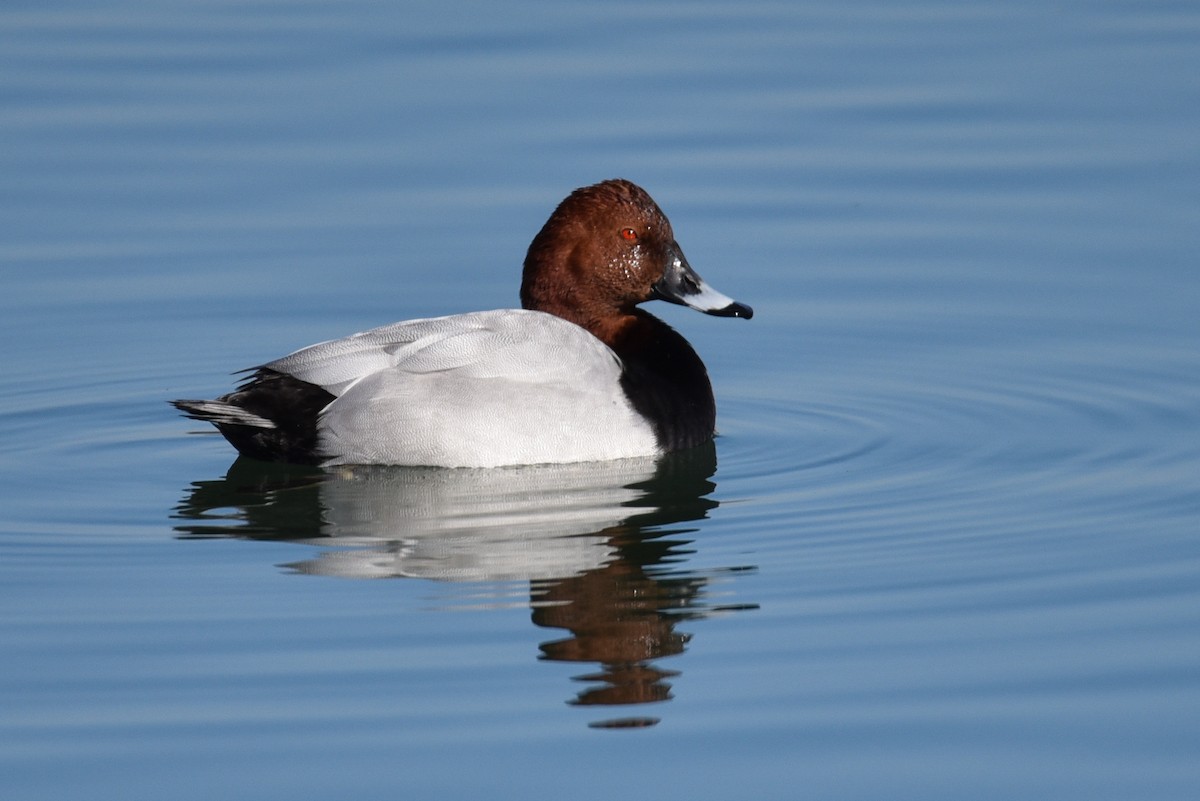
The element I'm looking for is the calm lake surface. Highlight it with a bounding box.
[2,1,1198,799]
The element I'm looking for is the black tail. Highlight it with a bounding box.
[172,369,336,465]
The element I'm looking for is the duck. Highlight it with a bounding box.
[172,179,752,468]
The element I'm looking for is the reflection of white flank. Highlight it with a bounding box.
[285,457,662,582]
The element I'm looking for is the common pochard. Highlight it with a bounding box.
[173,179,752,467]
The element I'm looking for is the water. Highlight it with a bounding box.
[2,1,1199,799]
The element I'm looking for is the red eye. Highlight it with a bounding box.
[620,228,638,242]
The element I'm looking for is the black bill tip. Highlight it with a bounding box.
[705,301,754,320]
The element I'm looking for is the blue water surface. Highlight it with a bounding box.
[2,1,1198,800]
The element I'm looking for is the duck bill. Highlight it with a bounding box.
[651,245,753,319]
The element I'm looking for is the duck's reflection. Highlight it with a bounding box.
[173,443,756,728]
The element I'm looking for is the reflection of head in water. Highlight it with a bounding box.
[532,526,702,710]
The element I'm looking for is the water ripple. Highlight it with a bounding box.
[715,342,1200,587]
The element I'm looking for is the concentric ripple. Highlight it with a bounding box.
[712,339,1200,588]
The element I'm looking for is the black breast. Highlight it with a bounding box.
[615,314,717,453]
